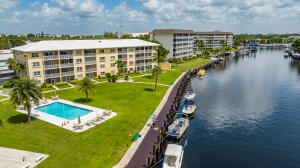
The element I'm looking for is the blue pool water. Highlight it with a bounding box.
[35,102,92,120]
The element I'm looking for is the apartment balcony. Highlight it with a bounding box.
[44,64,59,70]
[45,73,60,78]
[135,57,145,61]
[61,71,74,76]
[145,62,153,66]
[43,55,58,60]
[118,57,127,61]
[60,54,73,59]
[118,51,127,54]
[84,53,96,57]
[135,50,145,54]
[135,63,145,67]
[60,63,74,68]
[85,68,97,73]
[145,56,153,60]
[85,61,96,65]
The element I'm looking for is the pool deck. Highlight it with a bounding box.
[0,147,48,168]
[16,99,117,132]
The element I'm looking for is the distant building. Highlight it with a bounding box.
[150,29,194,59]
[150,29,233,59]
[0,50,15,83]
[131,32,149,37]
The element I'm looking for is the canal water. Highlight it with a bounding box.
[180,49,300,168]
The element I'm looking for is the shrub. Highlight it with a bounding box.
[100,76,107,79]
[2,79,16,88]
[41,83,47,88]
[46,84,53,88]
[108,78,112,82]
[124,76,129,81]
[55,82,68,86]
[70,80,78,84]
[124,73,128,76]
[106,73,111,78]
[111,75,118,83]
[134,70,137,74]
[127,71,131,75]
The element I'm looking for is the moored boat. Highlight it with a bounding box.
[197,69,205,76]
[163,144,184,168]
[167,118,189,139]
[184,91,196,101]
[182,104,196,115]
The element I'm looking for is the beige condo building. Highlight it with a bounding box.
[12,39,159,84]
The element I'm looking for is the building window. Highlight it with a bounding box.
[32,62,40,67]
[111,70,115,74]
[130,61,133,66]
[32,53,39,58]
[110,49,115,53]
[77,67,83,72]
[130,68,134,71]
[100,64,105,68]
[100,57,105,61]
[111,63,115,67]
[100,49,104,53]
[76,59,82,63]
[24,62,27,67]
[33,71,41,76]
[129,48,134,52]
[75,50,82,55]
[110,56,115,60]
[100,72,105,75]
[77,74,83,79]
[129,54,133,58]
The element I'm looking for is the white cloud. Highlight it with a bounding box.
[0,0,19,12]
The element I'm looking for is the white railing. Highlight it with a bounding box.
[145,49,152,53]
[135,63,145,67]
[135,50,145,53]
[45,73,60,78]
[84,53,96,57]
[61,71,74,76]
[135,57,144,61]
[85,68,97,73]
[44,64,59,69]
[145,56,153,59]
[118,57,127,61]
[60,54,73,59]
[118,51,127,54]
[145,62,153,66]
[43,55,58,60]
[85,61,96,65]
[60,63,74,67]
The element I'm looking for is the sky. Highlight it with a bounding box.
[0,0,300,35]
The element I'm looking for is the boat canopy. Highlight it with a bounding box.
[165,144,183,157]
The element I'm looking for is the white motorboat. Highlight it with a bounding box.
[167,118,189,139]
[182,104,196,115]
[184,91,196,101]
[163,144,184,168]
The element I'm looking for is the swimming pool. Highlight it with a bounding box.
[35,102,92,120]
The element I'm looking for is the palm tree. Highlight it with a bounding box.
[195,40,205,54]
[6,58,25,78]
[152,66,162,92]
[154,46,169,63]
[77,77,96,102]
[10,78,42,122]
[115,60,124,75]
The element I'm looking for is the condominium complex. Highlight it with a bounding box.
[0,50,14,83]
[12,39,159,84]
[150,29,233,59]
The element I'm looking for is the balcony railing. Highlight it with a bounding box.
[60,63,74,67]
[60,54,73,59]
[45,73,60,78]
[135,50,145,53]
[61,71,74,76]
[135,57,145,61]
[43,55,58,60]
[118,57,127,61]
[145,49,153,53]
[135,63,145,67]
[84,53,96,57]
[85,61,96,65]
[85,68,97,73]
[145,62,153,66]
[145,56,153,59]
[118,50,127,54]
[44,64,59,69]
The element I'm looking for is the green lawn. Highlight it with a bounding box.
[175,58,212,71]
[0,95,8,100]
[56,85,72,89]
[0,82,167,168]
[41,87,55,92]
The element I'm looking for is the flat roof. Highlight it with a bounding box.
[11,39,160,52]
[152,29,194,34]
[151,29,233,35]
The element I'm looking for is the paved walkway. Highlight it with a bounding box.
[114,72,186,168]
